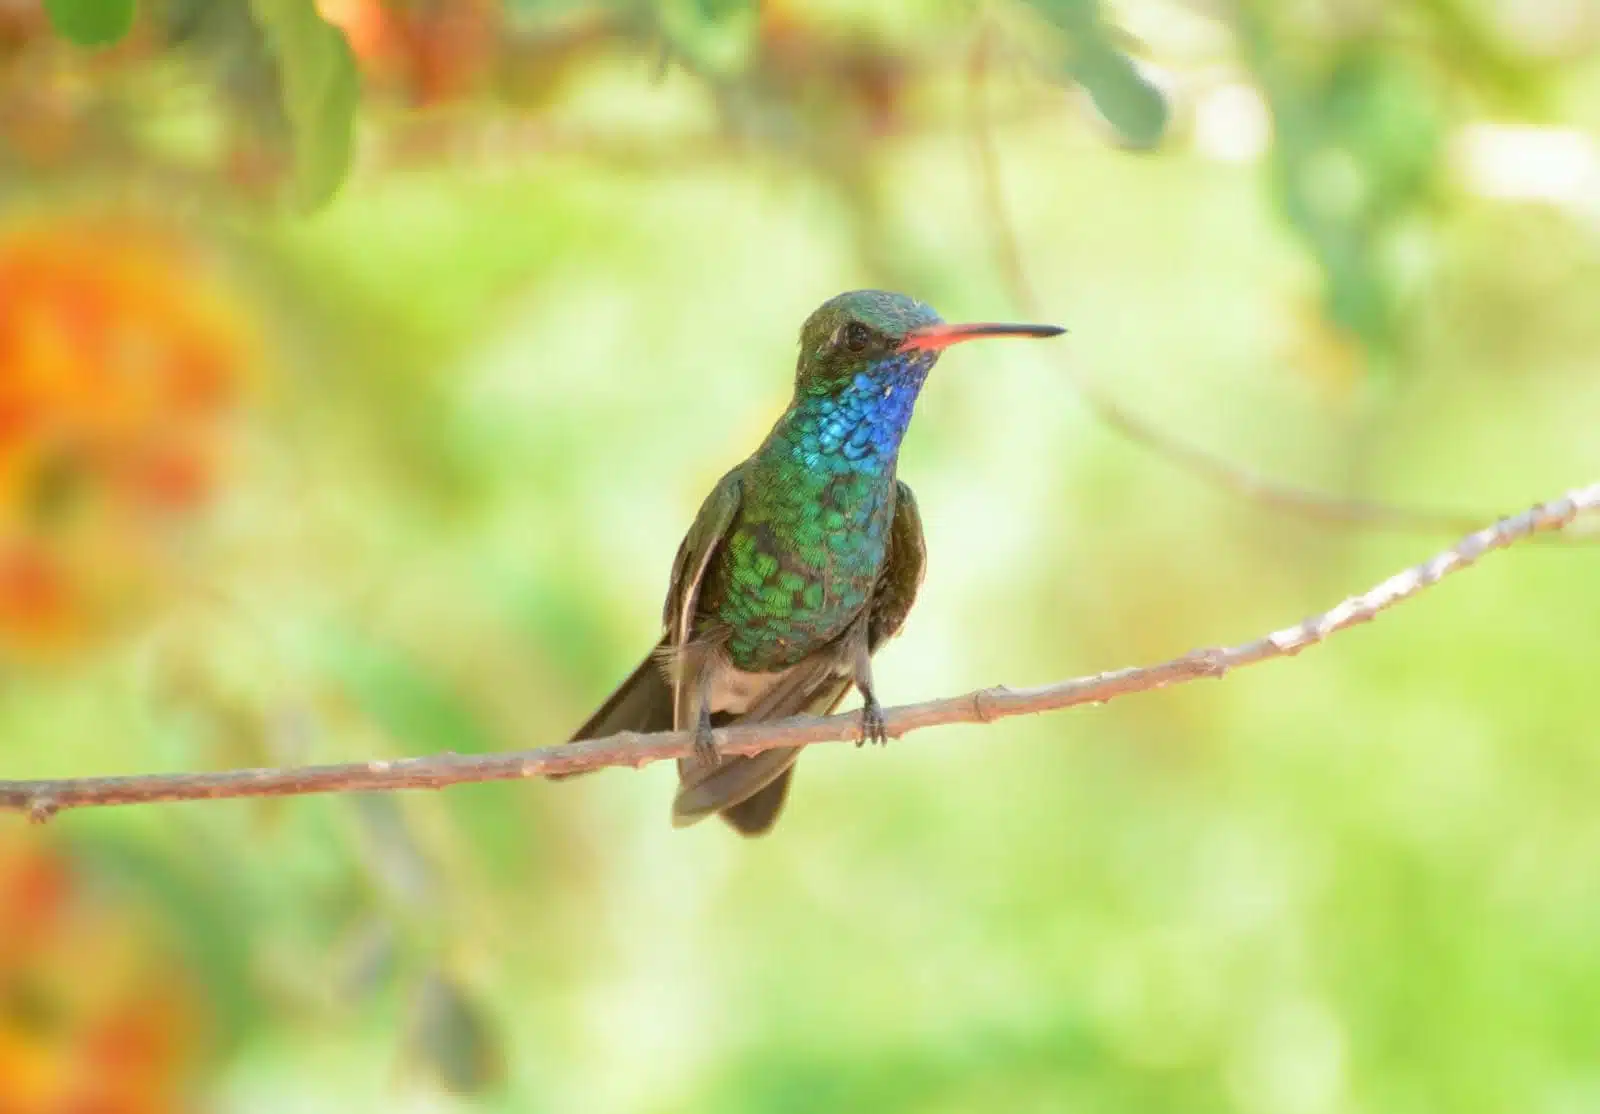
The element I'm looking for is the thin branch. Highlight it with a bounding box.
[2,483,1594,821]
[963,32,1595,541]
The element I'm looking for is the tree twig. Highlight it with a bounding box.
[1,483,1593,821]
[962,30,1595,541]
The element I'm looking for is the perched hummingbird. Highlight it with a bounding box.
[564,290,1065,835]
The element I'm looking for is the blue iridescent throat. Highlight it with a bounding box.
[781,352,934,471]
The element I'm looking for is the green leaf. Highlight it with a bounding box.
[1024,0,1169,149]
[1071,46,1169,150]
[408,971,507,1095]
[44,0,136,47]
[248,0,360,212]
[656,0,759,78]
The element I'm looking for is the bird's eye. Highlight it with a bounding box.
[841,322,873,352]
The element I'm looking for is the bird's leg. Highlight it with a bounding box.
[851,633,888,747]
[694,704,718,766]
[691,657,720,767]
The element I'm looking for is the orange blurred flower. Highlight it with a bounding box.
[318,0,498,105]
[0,211,259,658]
[0,836,212,1113]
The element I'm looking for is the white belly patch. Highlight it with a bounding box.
[707,665,790,715]
[705,657,852,715]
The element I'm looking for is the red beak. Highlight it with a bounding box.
[898,321,1067,353]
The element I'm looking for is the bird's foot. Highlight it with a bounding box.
[857,699,889,748]
[692,720,720,767]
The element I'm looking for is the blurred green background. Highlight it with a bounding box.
[1,0,1598,1109]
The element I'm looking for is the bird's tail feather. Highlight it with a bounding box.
[552,639,673,781]
[672,659,855,835]
[672,742,799,831]
[563,638,856,837]
[717,763,796,835]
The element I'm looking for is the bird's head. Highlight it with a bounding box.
[793,290,1064,399]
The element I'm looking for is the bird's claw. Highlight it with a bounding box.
[857,700,889,748]
[692,721,720,768]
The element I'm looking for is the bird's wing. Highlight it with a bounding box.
[662,464,747,727]
[560,464,744,756]
[672,480,928,834]
[663,464,746,643]
[867,479,927,650]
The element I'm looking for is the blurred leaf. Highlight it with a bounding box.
[248,0,360,211]
[1237,9,1448,367]
[656,0,759,78]
[43,0,135,47]
[1025,0,1169,148]
[320,631,536,878]
[407,970,507,1095]
[1072,45,1168,150]
[349,794,439,908]
[334,916,401,1004]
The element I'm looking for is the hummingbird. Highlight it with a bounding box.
[563,290,1065,835]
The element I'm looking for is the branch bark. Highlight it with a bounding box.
[1,483,1594,821]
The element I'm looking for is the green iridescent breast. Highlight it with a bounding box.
[701,453,897,672]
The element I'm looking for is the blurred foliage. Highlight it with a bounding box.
[246,0,361,211]
[42,0,135,46]
[1026,0,1169,148]
[2,0,1599,1110]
